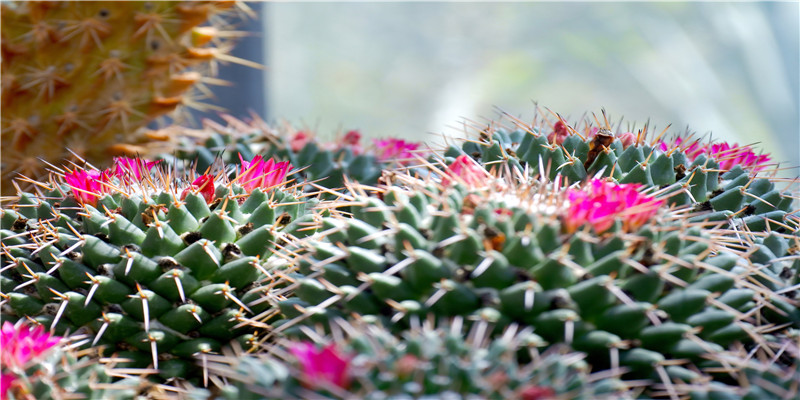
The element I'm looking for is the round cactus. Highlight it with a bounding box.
[263,156,799,397]
[0,155,316,381]
[192,318,634,399]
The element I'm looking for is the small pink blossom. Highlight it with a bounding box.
[290,342,350,390]
[180,174,215,204]
[617,132,636,148]
[658,137,770,172]
[547,120,570,145]
[1,373,14,400]
[290,130,313,153]
[373,138,423,164]
[235,155,292,193]
[519,385,556,400]
[111,157,159,182]
[442,155,487,187]
[564,179,664,233]
[64,168,111,206]
[0,322,61,371]
[341,130,363,155]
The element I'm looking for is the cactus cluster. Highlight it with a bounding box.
[0,155,315,382]
[1,104,798,399]
[165,115,427,189]
[0,321,145,399]
[1,0,251,194]
[195,318,634,399]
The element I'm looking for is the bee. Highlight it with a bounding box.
[584,128,615,170]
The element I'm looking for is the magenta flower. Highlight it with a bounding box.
[564,179,664,233]
[373,138,423,164]
[442,155,487,187]
[64,168,111,206]
[110,157,159,182]
[180,174,215,204]
[1,373,14,400]
[547,120,570,145]
[341,130,363,155]
[658,137,770,172]
[290,130,313,153]
[0,322,61,371]
[235,155,293,193]
[290,342,350,390]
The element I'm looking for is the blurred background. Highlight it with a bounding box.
[212,1,799,177]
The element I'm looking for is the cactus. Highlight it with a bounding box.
[165,115,427,189]
[193,318,634,399]
[265,155,799,397]
[1,1,251,194]
[1,105,797,397]
[0,155,316,382]
[447,111,794,232]
[0,321,144,399]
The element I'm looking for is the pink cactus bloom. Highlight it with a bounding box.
[519,385,556,400]
[111,157,159,182]
[290,130,313,153]
[442,155,487,187]
[617,132,636,148]
[1,373,15,400]
[290,342,350,390]
[564,179,664,233]
[64,168,111,206]
[658,137,770,172]
[341,130,364,155]
[0,322,61,371]
[235,155,292,193]
[180,174,215,203]
[373,138,423,164]
[547,120,570,145]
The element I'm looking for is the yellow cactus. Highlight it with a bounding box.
[1,1,248,193]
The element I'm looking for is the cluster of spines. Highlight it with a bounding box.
[190,318,635,399]
[0,155,313,383]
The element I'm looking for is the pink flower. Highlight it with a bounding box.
[658,137,770,172]
[547,120,570,145]
[564,179,664,233]
[442,155,487,187]
[110,157,159,182]
[373,138,423,164]
[519,385,556,400]
[180,174,215,203]
[235,155,292,193]
[64,168,111,206]
[1,373,14,400]
[290,130,313,153]
[617,132,636,148]
[290,342,350,390]
[0,322,61,371]
[341,130,363,155]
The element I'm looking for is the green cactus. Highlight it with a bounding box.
[192,318,634,399]
[446,112,793,232]
[0,156,316,382]
[0,321,148,399]
[265,160,799,397]
[165,115,426,189]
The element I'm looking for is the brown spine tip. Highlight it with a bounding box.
[143,129,171,142]
[191,26,217,47]
[107,143,146,157]
[185,47,216,61]
[148,96,183,116]
[165,72,200,97]
[176,3,213,33]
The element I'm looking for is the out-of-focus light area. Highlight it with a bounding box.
[255,2,798,178]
